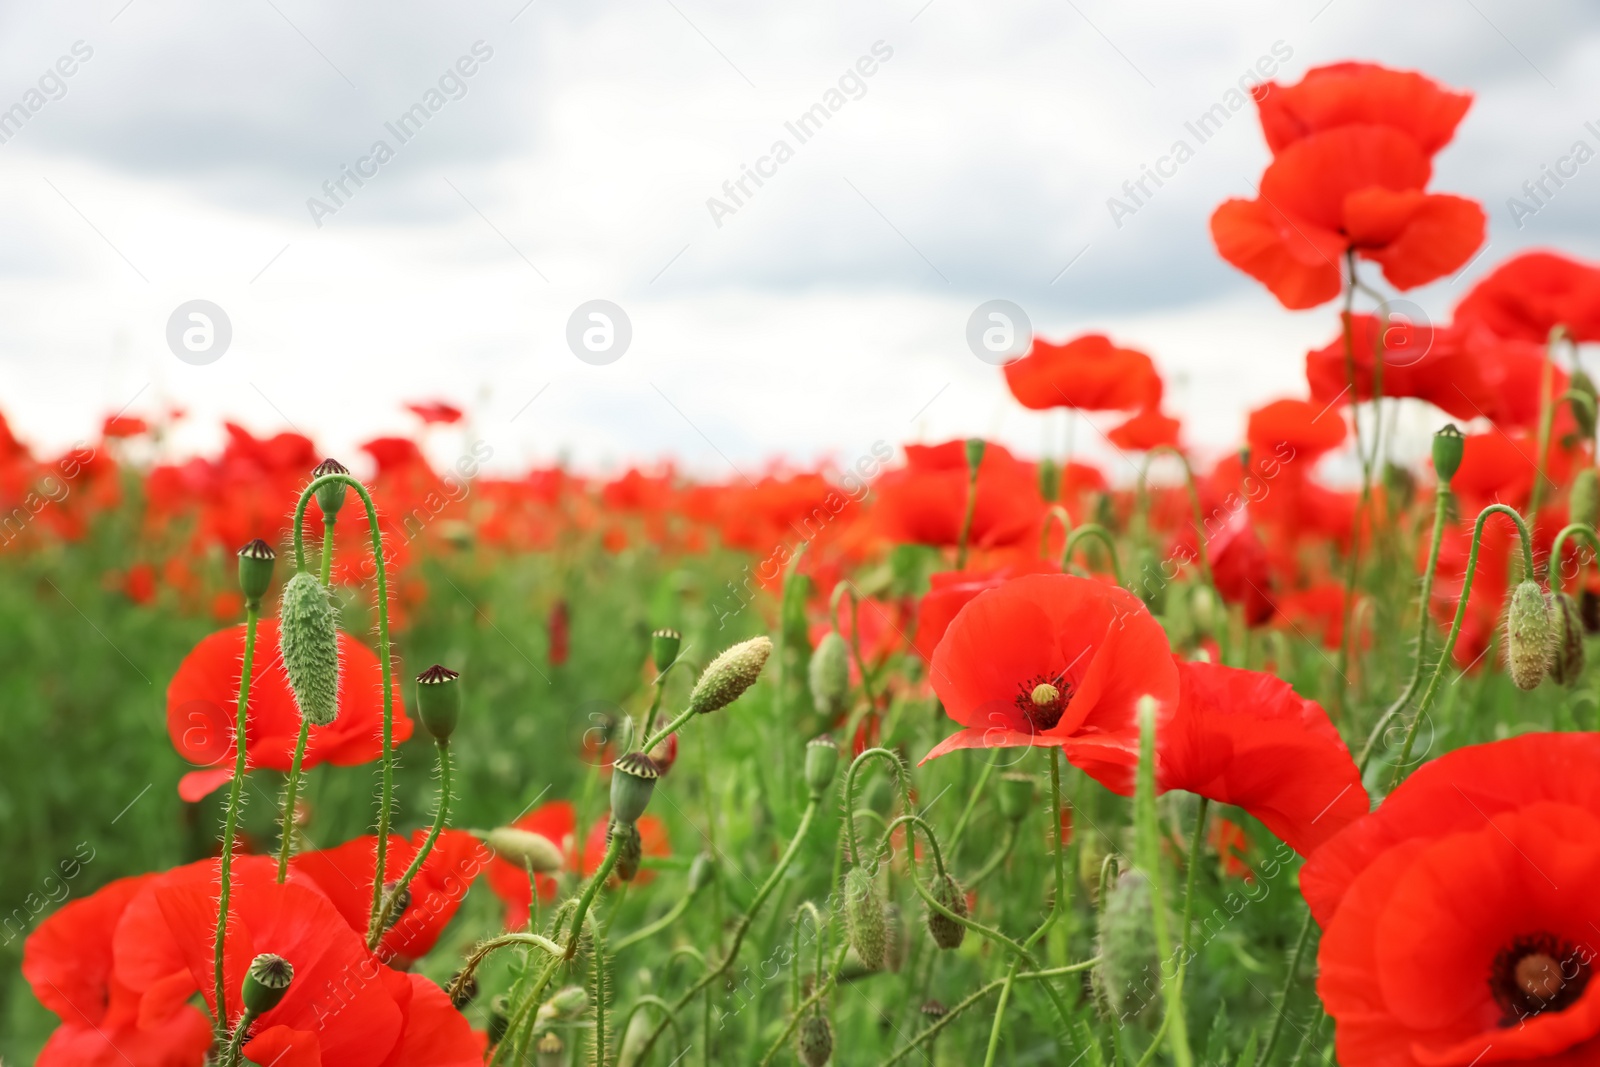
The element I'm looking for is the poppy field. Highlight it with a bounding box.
[13,60,1600,1067]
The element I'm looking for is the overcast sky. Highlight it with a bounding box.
[0,0,1596,479]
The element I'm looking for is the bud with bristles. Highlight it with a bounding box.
[236,539,276,607]
[651,628,681,673]
[610,819,644,882]
[476,827,564,873]
[1550,591,1586,687]
[311,458,349,519]
[1506,580,1554,690]
[1572,370,1598,439]
[544,985,588,1019]
[843,866,886,970]
[926,873,967,950]
[447,970,478,1010]
[1094,869,1159,1020]
[1432,424,1465,484]
[808,631,850,717]
[242,953,293,1015]
[415,664,461,742]
[1571,468,1599,529]
[797,1014,833,1067]
[279,570,340,726]
[804,735,839,800]
[997,772,1035,823]
[688,636,772,714]
[610,752,660,825]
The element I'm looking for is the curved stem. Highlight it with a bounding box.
[1529,326,1566,518]
[1147,445,1213,587]
[275,720,311,884]
[1549,521,1600,591]
[561,825,625,960]
[221,1007,258,1067]
[641,704,697,756]
[981,958,1022,1067]
[881,813,947,878]
[1063,523,1123,584]
[448,932,566,1006]
[611,891,696,952]
[371,740,452,948]
[213,603,259,1038]
[843,747,909,866]
[967,821,1019,887]
[1040,504,1073,561]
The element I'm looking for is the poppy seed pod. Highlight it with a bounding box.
[1432,424,1465,484]
[1571,467,1599,530]
[1506,580,1554,691]
[997,772,1035,823]
[797,1014,833,1067]
[1095,869,1158,1020]
[805,735,839,799]
[651,628,681,673]
[477,826,564,874]
[808,631,850,717]
[610,751,660,825]
[242,953,294,1015]
[236,539,276,607]
[610,819,644,882]
[279,570,340,726]
[1549,591,1586,687]
[926,872,967,950]
[963,437,987,474]
[415,664,461,742]
[311,458,349,519]
[843,866,886,970]
[688,635,772,715]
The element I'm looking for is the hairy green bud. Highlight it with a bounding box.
[804,735,839,799]
[1550,591,1586,687]
[797,1014,833,1067]
[1571,468,1599,530]
[843,866,886,971]
[279,570,340,726]
[688,636,772,714]
[242,953,293,1015]
[1094,869,1159,1021]
[1506,580,1554,691]
[476,826,564,873]
[926,872,967,950]
[808,631,851,717]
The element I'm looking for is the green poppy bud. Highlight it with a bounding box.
[688,851,715,893]
[415,664,461,742]
[804,735,839,800]
[1506,580,1554,691]
[242,953,293,1015]
[236,539,276,607]
[1571,468,1599,530]
[610,751,660,825]
[797,1014,833,1067]
[964,437,987,476]
[808,631,850,717]
[545,985,589,1019]
[997,772,1035,823]
[1432,424,1465,484]
[475,826,564,873]
[651,628,682,673]
[1094,869,1159,1021]
[1571,369,1598,439]
[311,458,349,520]
[1550,591,1586,687]
[843,866,886,971]
[926,872,967,950]
[610,819,644,882]
[688,636,772,715]
[1038,455,1061,502]
[279,570,340,726]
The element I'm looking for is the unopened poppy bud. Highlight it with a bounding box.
[964,437,986,475]
[805,735,839,799]
[1190,583,1221,638]
[1506,580,1554,690]
[534,1031,564,1067]
[926,872,967,950]
[1571,468,1599,529]
[476,827,564,873]
[236,539,276,607]
[1038,455,1061,502]
[242,953,293,1015]
[808,631,850,716]
[311,458,349,519]
[546,985,588,1019]
[1549,591,1586,687]
[1432,424,1465,484]
[1094,869,1159,1020]
[610,751,660,825]
[688,635,772,714]
[486,997,510,1046]
[279,570,340,726]
[651,628,681,673]
[1572,370,1598,438]
[843,866,886,970]
[415,664,461,742]
[688,851,715,893]
[883,902,905,973]
[610,819,644,882]
[797,1014,833,1067]
[997,772,1035,823]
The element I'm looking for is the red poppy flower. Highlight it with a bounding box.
[1451,430,1574,514]
[1107,407,1181,452]
[23,873,213,1067]
[1455,251,1600,344]
[1255,61,1472,158]
[1247,398,1347,463]
[484,801,576,930]
[1159,661,1368,856]
[291,830,490,968]
[920,573,1179,794]
[404,400,465,425]
[378,971,488,1066]
[1209,818,1253,881]
[166,619,412,801]
[1305,314,1498,421]
[1003,334,1164,413]
[871,441,1044,550]
[102,414,150,439]
[913,560,1059,661]
[1209,508,1276,626]
[1305,733,1600,1066]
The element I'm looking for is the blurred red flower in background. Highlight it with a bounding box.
[1003,334,1163,412]
[1455,250,1600,343]
[871,441,1043,549]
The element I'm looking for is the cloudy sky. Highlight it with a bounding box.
[0,0,1596,479]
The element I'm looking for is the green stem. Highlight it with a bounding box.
[1135,700,1191,1067]
[967,821,1019,887]
[1258,909,1316,1067]
[275,720,311,884]
[1175,797,1209,1001]
[641,704,696,756]
[213,603,260,1039]
[560,825,625,959]
[1528,326,1566,518]
[1333,253,1369,718]
[611,891,695,952]
[945,757,994,855]
[221,1007,258,1067]
[371,740,452,948]
[319,514,335,587]
[842,748,909,866]
[956,451,981,570]
[981,958,1023,1067]
[1024,747,1067,951]
[1063,523,1124,584]
[1549,522,1600,590]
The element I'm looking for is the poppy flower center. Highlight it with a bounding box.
[1489,933,1591,1025]
[1014,673,1073,733]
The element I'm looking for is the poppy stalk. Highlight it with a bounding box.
[1132,697,1193,1067]
[1528,325,1571,518]
[955,438,984,569]
[212,590,260,1042]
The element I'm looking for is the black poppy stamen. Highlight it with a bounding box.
[1489,932,1592,1025]
[1014,672,1073,732]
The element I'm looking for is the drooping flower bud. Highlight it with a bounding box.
[883,902,904,973]
[688,851,715,893]
[310,458,349,520]
[610,752,660,825]
[797,1014,833,1067]
[651,628,681,673]
[808,631,850,717]
[843,866,886,971]
[804,735,839,799]
[242,953,294,1015]
[997,772,1035,823]
[926,872,967,950]
[1506,580,1554,690]
[279,570,340,726]
[610,819,644,882]
[688,636,772,715]
[1094,869,1159,1021]
[1432,424,1465,484]
[415,664,461,742]
[447,970,479,1010]
[1571,369,1598,439]
[1549,591,1586,687]
[236,539,276,607]
[1571,468,1599,530]
[475,826,564,873]
[486,996,510,1046]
